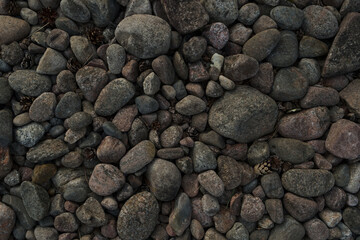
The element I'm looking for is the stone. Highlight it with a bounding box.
[143,72,161,95]
[283,193,318,222]
[340,79,360,117]
[202,22,229,50]
[217,155,242,190]
[325,119,360,160]
[198,170,224,197]
[135,95,159,114]
[204,228,226,240]
[124,0,151,17]
[15,123,45,148]
[249,62,274,94]
[299,36,328,58]
[169,193,192,236]
[55,92,81,119]
[319,209,342,228]
[226,222,249,240]
[69,36,96,64]
[304,218,329,240]
[89,164,125,196]
[175,95,206,116]
[26,139,69,163]
[0,147,12,178]
[238,3,260,25]
[190,219,204,240]
[115,14,171,59]
[0,201,16,240]
[0,110,12,147]
[8,70,51,97]
[265,199,283,224]
[333,164,350,187]
[0,16,30,45]
[84,0,119,27]
[20,181,50,221]
[344,163,360,194]
[119,140,156,174]
[188,61,210,82]
[106,44,126,74]
[300,86,339,108]
[213,208,236,233]
[253,15,277,34]
[282,169,335,198]
[76,197,106,227]
[0,78,12,104]
[29,92,57,122]
[241,194,265,222]
[34,227,58,240]
[242,29,281,62]
[343,207,360,235]
[223,54,259,81]
[267,30,298,67]
[96,136,126,163]
[270,67,308,101]
[32,164,57,185]
[94,78,135,116]
[302,5,339,39]
[75,66,108,102]
[202,194,220,216]
[229,23,252,45]
[278,107,331,141]
[152,55,175,85]
[192,141,217,173]
[161,0,209,34]
[64,112,92,131]
[56,70,77,93]
[1,42,24,66]
[36,48,67,75]
[268,216,305,240]
[54,212,79,232]
[46,29,69,51]
[209,86,278,143]
[60,0,90,23]
[261,173,284,198]
[112,105,138,132]
[55,17,80,36]
[219,75,235,91]
[270,6,304,30]
[62,177,90,203]
[160,125,183,148]
[117,192,159,240]
[192,197,213,228]
[324,187,346,211]
[298,58,321,85]
[204,0,238,25]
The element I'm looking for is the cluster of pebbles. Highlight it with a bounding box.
[0,0,360,239]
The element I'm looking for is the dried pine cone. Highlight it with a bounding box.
[254,155,285,175]
[20,96,36,112]
[21,52,34,69]
[85,27,104,46]
[67,57,82,73]
[38,7,58,27]
[7,0,20,16]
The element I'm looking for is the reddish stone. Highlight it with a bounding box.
[265,199,284,224]
[221,143,247,161]
[112,105,138,132]
[307,140,326,154]
[283,193,318,222]
[101,219,117,239]
[213,208,236,233]
[240,194,265,222]
[122,60,139,82]
[181,174,199,198]
[0,146,12,179]
[189,61,210,82]
[0,202,16,240]
[323,75,349,91]
[238,162,256,186]
[64,201,79,213]
[89,164,125,196]
[250,62,274,94]
[340,79,360,118]
[19,167,33,181]
[58,233,77,240]
[300,86,339,109]
[324,187,346,211]
[229,193,242,216]
[191,197,213,228]
[202,23,229,50]
[96,136,126,163]
[314,153,332,170]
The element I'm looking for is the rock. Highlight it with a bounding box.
[54,92,81,119]
[319,209,342,228]
[283,193,318,222]
[69,36,96,64]
[188,61,210,82]
[1,42,24,66]
[175,95,206,116]
[240,194,265,222]
[322,13,360,77]
[202,22,229,50]
[344,163,360,194]
[324,187,346,211]
[267,30,298,67]
[253,15,277,34]
[191,219,205,240]
[124,0,151,17]
[268,216,305,240]
[299,36,328,58]
[143,72,161,95]
[64,112,92,130]
[60,0,91,23]
[213,208,236,233]
[343,207,360,235]
[112,105,138,132]
[34,227,58,240]
[135,95,159,114]
[229,23,252,45]
[278,107,331,141]
[192,141,217,173]
[226,222,249,240]
[270,67,308,101]
[304,218,329,240]
[119,140,155,174]
[0,77,12,104]
[61,177,90,202]
[89,164,125,196]
[219,75,235,91]
[146,159,181,201]
[36,48,67,75]
[54,213,79,232]
[84,0,119,27]
[249,62,274,94]
[96,136,126,163]
[94,78,135,116]
[161,0,209,34]
[223,54,259,81]
[56,70,76,93]
[64,128,87,145]
[76,66,108,102]
[0,201,16,240]
[265,199,284,224]
[270,6,304,30]
[0,110,13,147]
[302,5,339,39]
[117,192,159,240]
[0,147,12,178]
[325,119,360,160]
[8,70,52,97]
[29,92,57,122]
[55,17,80,36]
[20,181,50,221]
[298,58,321,85]
[204,0,238,25]
[152,55,175,85]
[173,51,188,80]
[46,29,69,51]
[160,125,183,148]
[300,86,339,108]
[115,14,171,59]
[198,170,224,197]
[76,197,106,227]
[202,194,220,216]
[0,16,30,45]
[261,173,284,198]
[32,164,57,185]
[26,139,69,163]
[217,155,242,190]
[282,169,335,197]
[106,44,126,74]
[169,193,192,236]
[209,86,278,143]
[242,29,281,62]
[204,228,226,240]
[340,79,360,117]
[15,123,45,148]
[238,3,260,25]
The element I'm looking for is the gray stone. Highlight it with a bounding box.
[4,170,20,186]
[20,181,50,221]
[1,41,24,66]
[217,155,242,190]
[15,123,45,148]
[209,86,278,143]
[261,173,284,198]
[0,202,16,240]
[340,79,360,118]
[152,55,175,84]
[270,6,304,30]
[282,169,335,198]
[226,222,249,240]
[36,48,67,75]
[283,193,318,222]
[204,0,238,25]
[268,216,305,240]
[169,193,192,236]
[299,36,328,58]
[344,163,360,194]
[125,0,151,17]
[60,0,91,23]
[238,3,260,25]
[128,118,147,146]
[106,44,126,74]
[34,226,58,240]
[64,112,92,130]
[175,95,206,116]
[267,30,298,67]
[0,16,30,45]
[0,110,13,146]
[202,194,220,216]
[2,195,36,230]
[115,14,171,59]
[223,54,259,81]
[198,170,224,197]
[75,66,108,102]
[84,0,119,27]
[298,58,321,85]
[192,141,217,173]
[135,95,159,114]
[54,92,81,119]
[8,70,52,97]
[76,197,106,227]
[70,36,96,64]
[55,17,80,36]
[94,78,135,116]
[304,218,329,240]
[300,86,339,108]
[54,212,79,232]
[343,207,360,235]
[143,72,161,95]
[26,139,69,163]
[46,29,69,51]
[61,177,90,202]
[29,92,57,122]
[0,77,12,104]
[229,23,252,45]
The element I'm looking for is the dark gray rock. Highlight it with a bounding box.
[204,0,238,25]
[298,58,321,85]
[283,193,318,222]
[217,155,242,190]
[0,110,13,146]
[1,41,24,66]
[181,36,207,63]
[55,92,81,119]
[84,0,119,27]
[268,216,305,240]
[0,77,12,104]
[75,66,108,102]
[270,6,304,30]
[36,48,67,75]
[125,0,152,17]
[223,54,259,81]
[34,226,58,240]
[261,173,284,198]
[152,55,175,84]
[46,29,69,51]
[135,95,159,115]
[55,17,80,36]
[115,14,171,59]
[64,112,92,130]
[175,95,206,116]
[29,92,57,122]
[169,193,192,236]
[15,123,45,148]
[226,222,249,240]
[106,44,126,74]
[56,70,77,93]
[61,177,90,202]
[76,197,106,227]
[340,79,360,118]
[26,139,69,163]
[192,141,217,173]
[267,30,298,67]
[299,36,328,58]
[60,0,91,23]
[209,86,278,143]
[0,16,30,45]
[238,3,260,25]
[70,36,96,64]
[8,70,52,97]
[128,118,147,146]
[343,207,360,235]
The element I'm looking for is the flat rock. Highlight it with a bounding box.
[223,54,259,81]
[192,141,217,173]
[26,139,69,163]
[322,13,360,77]
[0,16,30,45]
[209,86,278,143]
[268,216,305,240]
[117,192,159,240]
[282,169,335,197]
[115,14,171,59]
[76,66,108,102]
[283,193,318,222]
[161,0,209,34]
[175,95,206,116]
[36,48,67,75]
[340,79,360,118]
[8,70,52,97]
[300,86,339,108]
[325,119,360,160]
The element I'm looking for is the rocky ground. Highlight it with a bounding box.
[0,0,360,239]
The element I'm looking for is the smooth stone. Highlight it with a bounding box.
[54,92,81,119]
[240,194,266,222]
[261,173,284,198]
[89,163,125,196]
[267,30,298,67]
[84,0,119,27]
[152,55,175,84]
[29,92,57,122]
[135,95,159,115]
[124,0,152,17]
[0,77,13,104]
[2,195,36,230]
[76,197,106,227]
[106,44,126,74]
[270,6,304,30]
[60,0,91,23]
[299,36,328,58]
[55,17,80,36]
[238,3,260,25]
[15,123,45,148]
[36,48,67,75]
[340,79,360,117]
[175,95,206,116]
[253,15,277,34]
[0,16,30,45]
[0,110,13,147]
[268,216,305,240]
[223,54,259,81]
[0,202,16,239]
[8,70,52,97]
[198,170,224,197]
[70,36,96,64]
[26,139,69,163]
[344,163,360,194]
[75,66,108,102]
[204,0,238,25]
[192,141,217,173]
[343,207,360,235]
[226,222,249,240]
[64,112,92,130]
[300,86,339,108]
[169,192,191,236]
[298,58,321,85]
[217,155,242,190]
[283,193,318,222]
[143,72,161,95]
[33,226,58,240]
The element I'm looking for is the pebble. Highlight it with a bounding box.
[95,78,135,116]
[319,209,342,228]
[8,70,52,97]
[115,14,171,59]
[96,136,126,163]
[56,70,77,93]
[223,54,259,81]
[229,23,252,45]
[206,81,223,98]
[119,140,155,174]
[190,219,205,240]
[325,119,360,160]
[135,95,159,114]
[265,199,284,224]
[217,155,242,190]
[260,173,284,198]
[64,128,86,144]
[173,51,188,80]
[253,15,277,34]
[177,157,194,175]
[282,169,335,198]
[202,194,220,216]
[240,194,265,222]
[117,192,159,240]
[298,58,321,85]
[169,193,192,236]
[0,78,13,104]
[161,85,176,100]
[299,36,328,58]
[4,169,20,186]
[34,227,58,240]
[209,86,278,143]
[270,6,304,30]
[340,79,360,117]
[75,197,106,227]
[188,61,210,82]
[304,218,329,240]
[192,197,213,227]
[302,5,339,39]
[32,163,57,185]
[20,181,50,221]
[267,30,298,67]
[1,42,24,66]
[198,170,224,197]
[182,37,207,63]
[209,53,224,81]
[160,125,182,148]
[64,112,92,130]
[249,62,274,94]
[55,17,80,36]
[301,86,339,109]
[173,80,187,100]
[89,163,125,196]
[0,202,16,240]
[26,139,69,163]
[69,36,96,64]
[124,0,151,17]
[219,75,235,90]
[243,29,280,62]
[175,95,206,116]
[247,142,270,166]
[75,66,108,102]
[15,122,45,148]
[54,212,79,232]
[161,0,209,34]
[106,44,126,74]
[60,0,91,23]
[112,105,138,132]
[226,222,249,240]
[37,48,67,75]
[204,0,238,25]
[204,228,226,240]
[202,22,229,50]
[143,72,161,95]
[213,208,236,233]
[55,92,81,119]
[238,3,260,25]
[29,92,57,122]
[324,186,346,211]
[283,193,318,222]
[270,67,308,101]
[85,0,119,27]
[344,163,360,194]
[0,16,30,45]
[46,29,69,51]
[343,207,360,235]
[192,141,217,173]
[268,216,305,240]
